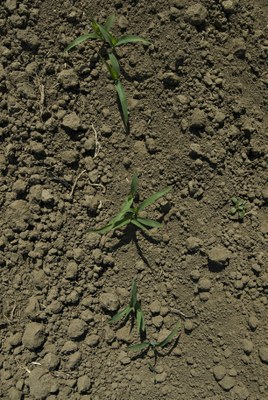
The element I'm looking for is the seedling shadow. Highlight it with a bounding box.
[107,225,159,273]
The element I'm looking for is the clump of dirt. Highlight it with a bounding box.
[0,0,267,399]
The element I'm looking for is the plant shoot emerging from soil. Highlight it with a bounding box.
[109,279,145,335]
[65,15,150,129]
[92,174,171,235]
[230,197,246,220]
[128,322,180,380]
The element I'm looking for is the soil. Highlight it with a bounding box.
[0,0,268,399]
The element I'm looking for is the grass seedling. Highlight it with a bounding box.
[230,197,246,220]
[109,279,145,335]
[65,15,150,129]
[92,174,171,235]
[128,322,180,381]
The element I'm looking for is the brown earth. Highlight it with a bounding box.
[0,0,268,399]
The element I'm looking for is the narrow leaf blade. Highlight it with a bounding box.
[136,217,162,228]
[115,80,129,127]
[109,307,131,324]
[131,219,150,234]
[92,222,115,235]
[109,215,132,230]
[97,23,113,46]
[138,186,172,212]
[157,322,181,348]
[115,35,150,47]
[64,33,98,52]
[108,52,120,80]
[109,197,134,224]
[93,214,132,234]
[104,14,116,31]
[131,174,138,198]
[101,56,117,81]
[137,308,146,333]
[128,342,150,352]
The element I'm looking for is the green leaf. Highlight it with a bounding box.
[92,221,115,234]
[229,207,237,215]
[238,210,245,219]
[137,308,146,333]
[64,33,98,52]
[115,35,150,47]
[148,362,156,373]
[109,197,134,225]
[91,19,100,34]
[108,52,120,80]
[115,80,129,128]
[131,219,150,233]
[136,217,162,228]
[97,23,114,47]
[93,214,132,234]
[130,279,137,308]
[138,186,172,212]
[109,306,131,324]
[156,322,180,348]
[231,197,238,205]
[101,55,119,81]
[131,174,138,198]
[104,14,116,31]
[128,342,150,352]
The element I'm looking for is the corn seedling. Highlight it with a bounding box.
[230,197,246,220]
[92,174,171,235]
[128,322,180,380]
[109,279,145,335]
[65,15,150,128]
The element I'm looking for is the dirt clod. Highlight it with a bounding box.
[29,367,58,399]
[218,375,236,391]
[185,3,208,26]
[207,246,231,268]
[213,365,226,381]
[258,347,268,364]
[99,292,119,312]
[58,69,79,89]
[22,322,46,350]
[77,375,92,394]
[62,112,81,131]
[67,319,87,340]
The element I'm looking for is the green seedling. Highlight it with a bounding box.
[128,322,180,380]
[65,15,150,128]
[230,197,246,220]
[92,174,171,235]
[101,51,128,128]
[109,279,145,335]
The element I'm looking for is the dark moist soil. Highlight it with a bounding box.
[0,0,268,399]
